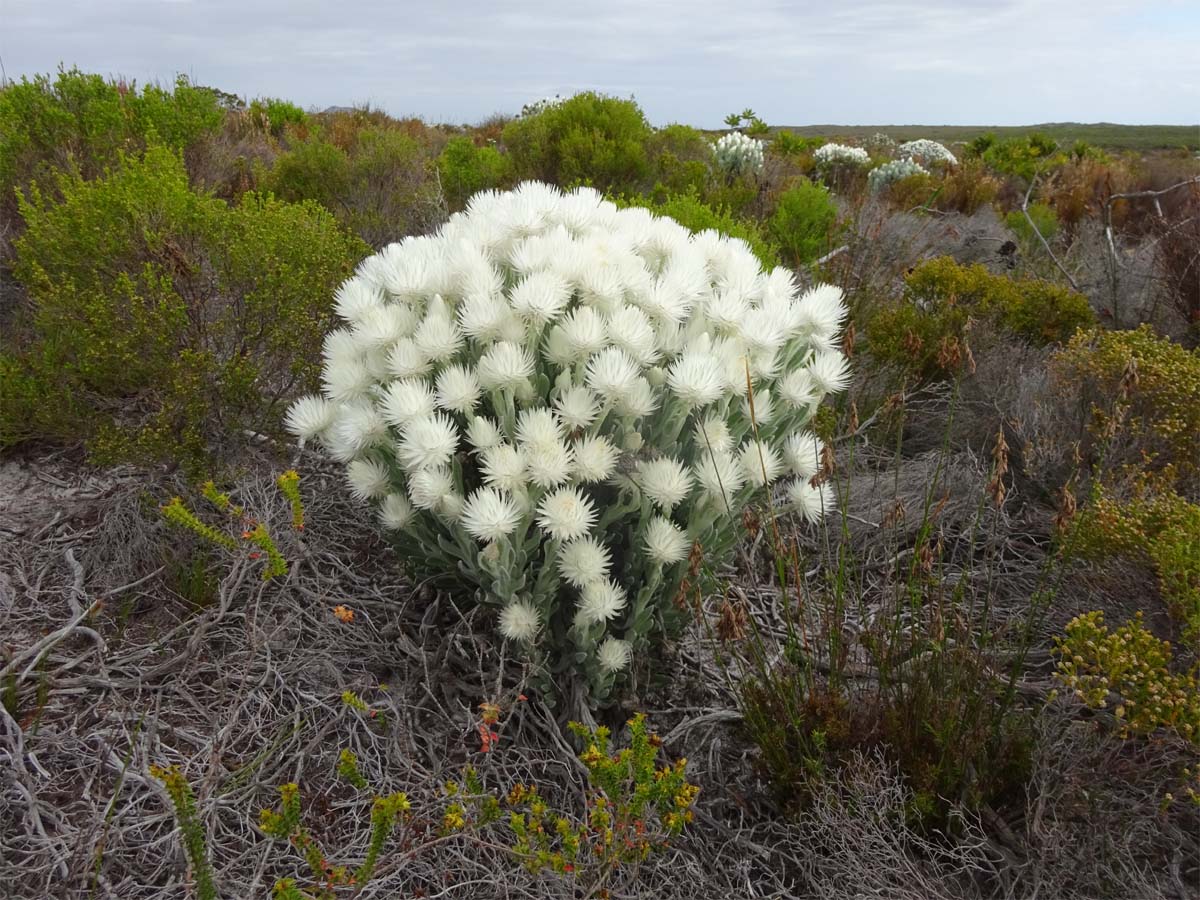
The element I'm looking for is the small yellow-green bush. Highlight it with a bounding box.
[502,92,652,192]
[1055,611,1199,743]
[1053,325,1200,487]
[1005,201,1059,245]
[1071,486,1200,636]
[0,67,223,214]
[767,179,840,268]
[263,125,440,246]
[437,135,512,211]
[867,257,1094,381]
[5,146,366,469]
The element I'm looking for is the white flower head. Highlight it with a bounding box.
[558,536,612,588]
[510,270,572,325]
[667,352,725,409]
[478,340,535,391]
[788,479,833,524]
[408,466,454,511]
[433,364,481,415]
[784,431,823,479]
[346,457,392,501]
[481,443,527,493]
[380,378,436,428]
[637,457,693,512]
[466,416,502,452]
[378,493,414,530]
[586,346,641,402]
[537,486,597,541]
[808,350,852,397]
[461,487,523,543]
[525,441,574,489]
[739,440,785,488]
[396,413,459,472]
[286,394,336,441]
[695,451,745,501]
[555,386,600,430]
[597,637,632,673]
[499,599,541,643]
[644,516,689,565]
[577,578,627,627]
[693,414,732,453]
[573,435,619,482]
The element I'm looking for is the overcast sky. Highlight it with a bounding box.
[2,0,1197,127]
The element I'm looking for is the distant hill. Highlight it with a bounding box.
[764,123,1199,151]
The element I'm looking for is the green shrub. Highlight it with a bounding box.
[0,67,223,211]
[1055,611,1199,742]
[1072,487,1200,635]
[645,124,711,200]
[249,97,307,136]
[1053,325,1200,488]
[502,92,652,192]
[618,189,777,268]
[767,180,839,268]
[982,132,1066,179]
[437,135,512,211]
[1005,201,1059,245]
[264,125,440,246]
[5,146,366,468]
[867,257,1094,381]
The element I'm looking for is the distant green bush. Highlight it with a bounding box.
[867,257,1094,380]
[4,147,366,468]
[437,136,512,210]
[981,132,1066,179]
[249,97,307,136]
[0,67,223,211]
[645,124,711,200]
[264,126,440,246]
[618,189,777,268]
[767,180,839,268]
[502,92,652,192]
[1005,201,1059,245]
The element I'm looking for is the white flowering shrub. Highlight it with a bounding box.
[813,143,870,170]
[712,131,764,177]
[868,158,930,194]
[897,139,957,167]
[287,182,849,702]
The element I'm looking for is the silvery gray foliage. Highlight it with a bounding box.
[712,131,765,177]
[287,182,849,702]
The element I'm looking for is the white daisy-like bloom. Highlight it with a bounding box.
[413,305,464,361]
[537,486,597,541]
[379,378,436,428]
[607,305,658,365]
[577,578,628,627]
[378,492,414,530]
[617,377,659,419]
[597,637,632,673]
[510,270,572,325]
[396,413,459,472]
[285,394,336,441]
[693,414,732,454]
[586,346,640,402]
[481,443,527,493]
[457,292,508,341]
[407,466,454,511]
[637,457,693,512]
[788,479,833,524]
[525,441,574,489]
[346,457,392,501]
[558,536,612,588]
[808,350,852,397]
[326,403,388,462]
[353,304,414,350]
[516,408,564,450]
[441,491,465,522]
[466,416,502,452]
[783,431,823,479]
[386,338,432,379]
[321,328,361,367]
[667,351,726,409]
[460,487,523,543]
[560,307,608,359]
[478,341,534,391]
[499,599,541,643]
[555,386,599,430]
[795,284,848,341]
[742,387,775,425]
[778,369,819,410]
[435,364,481,415]
[573,435,619,482]
[694,450,746,501]
[644,516,689,565]
[322,358,374,403]
[739,440,785,488]
[333,277,383,324]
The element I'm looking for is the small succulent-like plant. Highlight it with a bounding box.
[868,158,930,194]
[287,182,849,702]
[813,143,870,169]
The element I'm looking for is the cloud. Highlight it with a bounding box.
[1,0,1196,125]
